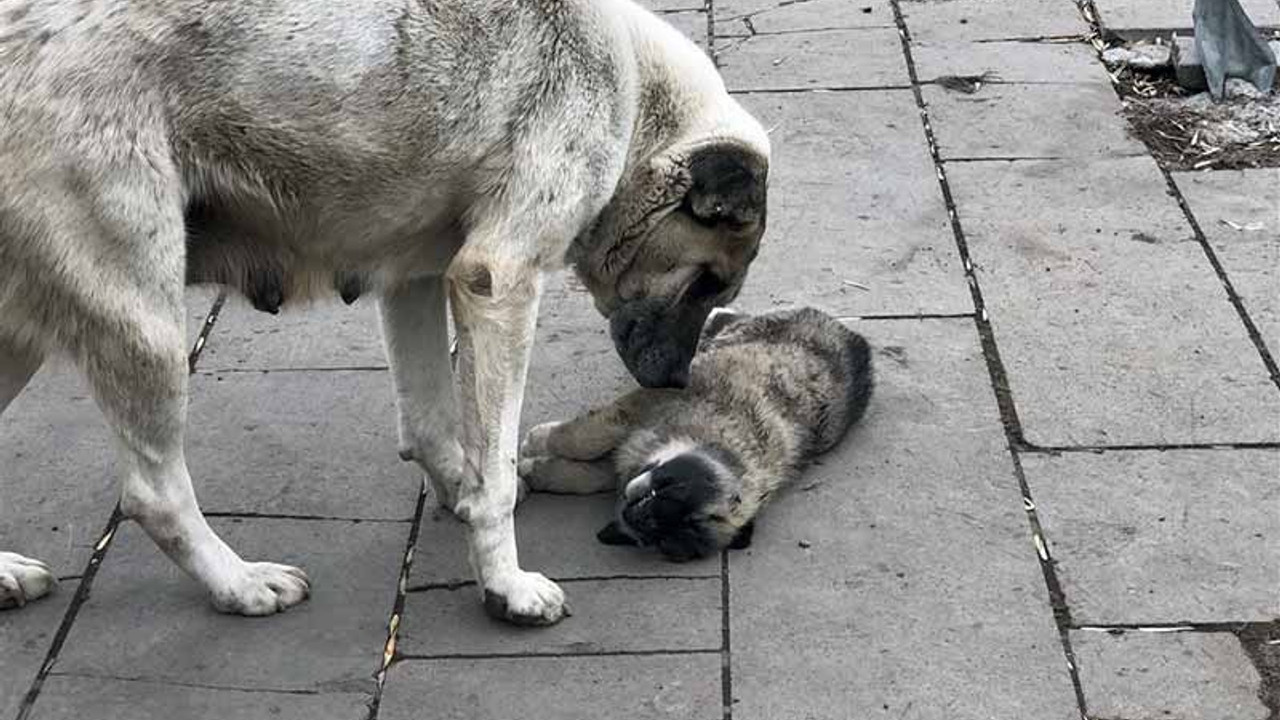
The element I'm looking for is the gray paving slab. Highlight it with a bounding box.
[380,654,722,720]
[200,296,387,371]
[924,82,1147,159]
[186,369,420,520]
[949,156,1280,446]
[913,40,1111,84]
[656,9,709,51]
[1093,0,1280,29]
[399,578,720,656]
[641,0,704,12]
[731,318,1080,720]
[901,0,1089,43]
[716,28,908,90]
[1024,449,1280,624]
[55,519,405,693]
[715,0,894,36]
[1174,168,1280,357]
[0,591,72,720]
[27,676,370,720]
[727,91,971,316]
[1072,630,1269,720]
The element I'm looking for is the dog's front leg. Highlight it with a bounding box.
[447,248,567,626]
[380,276,470,510]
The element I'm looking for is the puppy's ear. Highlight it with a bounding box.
[728,520,755,550]
[597,521,638,546]
[700,307,743,347]
[682,144,768,230]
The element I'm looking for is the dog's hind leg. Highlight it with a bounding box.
[7,143,309,616]
[0,341,57,609]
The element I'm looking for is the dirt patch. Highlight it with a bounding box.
[1106,45,1280,170]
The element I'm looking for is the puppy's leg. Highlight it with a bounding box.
[0,342,57,609]
[518,456,616,494]
[448,246,567,626]
[379,276,469,510]
[522,389,670,461]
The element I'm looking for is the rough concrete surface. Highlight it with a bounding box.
[2,2,1277,719]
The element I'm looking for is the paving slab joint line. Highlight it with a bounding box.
[364,482,428,720]
[396,648,723,662]
[1066,0,1280,392]
[719,550,733,720]
[202,511,417,524]
[43,670,332,697]
[728,84,914,95]
[405,573,720,594]
[890,1,1089,714]
[14,507,123,720]
[1019,440,1280,454]
[187,291,226,374]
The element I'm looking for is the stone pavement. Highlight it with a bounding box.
[2,1,1278,718]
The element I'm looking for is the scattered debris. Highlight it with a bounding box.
[841,279,870,291]
[798,539,812,549]
[1122,87,1280,169]
[1220,218,1266,231]
[934,71,997,94]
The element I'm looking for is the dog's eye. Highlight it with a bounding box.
[687,268,728,300]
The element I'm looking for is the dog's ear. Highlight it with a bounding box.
[728,520,754,550]
[681,144,768,231]
[597,521,638,546]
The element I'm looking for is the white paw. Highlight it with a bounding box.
[210,562,310,616]
[482,570,569,626]
[0,552,57,610]
[520,422,563,461]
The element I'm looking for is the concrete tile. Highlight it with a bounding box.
[1025,449,1280,623]
[728,91,971,316]
[186,370,420,520]
[716,0,895,35]
[380,654,722,720]
[949,157,1280,446]
[55,519,406,693]
[28,676,370,720]
[1093,0,1280,30]
[641,0,705,12]
[902,0,1089,42]
[925,83,1146,159]
[1174,168,1280,357]
[200,296,387,371]
[0,591,73,720]
[658,9,709,52]
[731,318,1080,720]
[1073,630,1269,720]
[716,29,908,91]
[399,578,720,656]
[913,40,1111,84]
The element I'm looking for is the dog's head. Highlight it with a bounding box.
[597,446,753,561]
[572,132,769,388]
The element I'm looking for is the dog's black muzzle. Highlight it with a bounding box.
[609,297,710,389]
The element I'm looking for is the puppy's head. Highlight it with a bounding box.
[572,131,769,389]
[597,446,750,561]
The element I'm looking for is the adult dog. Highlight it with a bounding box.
[0,0,768,625]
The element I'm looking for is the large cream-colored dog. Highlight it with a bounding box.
[0,0,768,625]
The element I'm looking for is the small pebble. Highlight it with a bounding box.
[798,540,812,549]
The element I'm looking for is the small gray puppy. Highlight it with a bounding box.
[520,308,873,560]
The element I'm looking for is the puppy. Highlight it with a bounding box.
[520,308,873,560]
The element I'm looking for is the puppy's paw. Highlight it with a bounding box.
[0,552,57,610]
[210,562,311,616]
[520,421,564,461]
[481,570,569,626]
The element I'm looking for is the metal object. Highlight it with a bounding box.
[1193,0,1276,98]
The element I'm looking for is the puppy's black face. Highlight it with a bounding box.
[597,452,725,562]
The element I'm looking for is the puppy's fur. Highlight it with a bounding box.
[0,0,769,624]
[520,308,873,561]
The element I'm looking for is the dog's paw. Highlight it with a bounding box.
[0,552,57,610]
[520,421,563,461]
[481,570,569,626]
[210,562,311,616]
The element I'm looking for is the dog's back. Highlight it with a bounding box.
[691,307,872,463]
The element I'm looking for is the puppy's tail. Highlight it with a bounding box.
[842,331,874,428]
